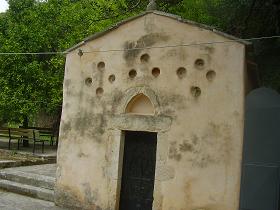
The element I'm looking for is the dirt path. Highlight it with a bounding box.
[0,150,42,161]
[0,149,56,169]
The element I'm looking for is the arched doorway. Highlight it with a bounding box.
[120,93,157,210]
[240,88,280,210]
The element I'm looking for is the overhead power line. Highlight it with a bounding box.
[81,35,280,53]
[2,100,63,106]
[0,35,279,55]
[0,52,65,55]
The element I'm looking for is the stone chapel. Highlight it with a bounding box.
[55,8,252,210]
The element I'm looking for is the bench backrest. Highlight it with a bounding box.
[20,126,53,135]
[0,128,35,138]
[0,128,10,136]
[9,128,34,138]
[0,127,57,141]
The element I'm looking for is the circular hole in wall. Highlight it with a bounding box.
[85,77,93,86]
[177,67,187,78]
[152,68,160,78]
[78,49,83,57]
[195,59,205,69]
[96,87,104,96]
[140,54,150,63]
[108,74,116,83]
[206,70,216,81]
[97,62,105,70]
[191,86,201,97]
[129,69,137,79]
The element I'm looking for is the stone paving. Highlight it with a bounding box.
[0,164,68,210]
[0,189,66,210]
[2,164,57,178]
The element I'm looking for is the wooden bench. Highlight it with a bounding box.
[0,128,49,153]
[23,127,58,146]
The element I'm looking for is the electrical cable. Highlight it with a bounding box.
[81,35,280,53]
[1,100,63,106]
[2,100,60,104]
[0,35,279,55]
[0,2,278,106]
[0,34,279,105]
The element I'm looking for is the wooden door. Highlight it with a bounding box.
[119,131,157,210]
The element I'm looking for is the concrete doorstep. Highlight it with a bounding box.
[0,170,55,190]
[0,165,55,202]
[0,179,54,202]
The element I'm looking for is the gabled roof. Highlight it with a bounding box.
[66,10,251,53]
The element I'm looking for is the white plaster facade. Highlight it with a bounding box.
[56,11,249,210]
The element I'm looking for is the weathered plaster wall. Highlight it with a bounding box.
[56,13,246,210]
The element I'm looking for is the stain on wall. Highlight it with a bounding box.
[123,33,169,65]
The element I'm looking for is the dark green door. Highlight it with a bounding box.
[119,131,157,210]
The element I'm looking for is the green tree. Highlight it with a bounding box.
[0,0,144,125]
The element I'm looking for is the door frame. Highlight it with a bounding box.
[106,87,173,210]
[106,114,172,210]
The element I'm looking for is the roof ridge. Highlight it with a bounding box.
[65,10,250,53]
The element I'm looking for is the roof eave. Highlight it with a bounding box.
[65,10,251,54]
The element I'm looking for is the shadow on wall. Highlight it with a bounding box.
[240,87,280,210]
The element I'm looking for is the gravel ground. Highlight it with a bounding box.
[0,150,43,161]
[0,190,67,210]
[0,149,56,169]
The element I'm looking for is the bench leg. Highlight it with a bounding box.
[50,136,53,146]
[33,141,35,154]
[42,141,44,153]
[8,139,11,150]
[17,139,20,150]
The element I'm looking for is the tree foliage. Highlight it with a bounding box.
[0,0,144,124]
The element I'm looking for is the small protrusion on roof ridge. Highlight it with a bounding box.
[146,0,157,11]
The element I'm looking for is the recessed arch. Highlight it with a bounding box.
[119,86,160,115]
[125,93,155,115]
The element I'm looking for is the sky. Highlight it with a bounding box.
[0,0,8,13]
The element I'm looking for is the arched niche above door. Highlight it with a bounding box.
[125,94,155,115]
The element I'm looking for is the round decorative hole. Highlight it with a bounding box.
[191,86,201,97]
[177,67,187,78]
[108,74,116,83]
[78,49,83,57]
[206,70,216,81]
[195,59,205,69]
[97,62,105,70]
[96,87,104,96]
[152,68,160,78]
[140,54,150,63]
[129,69,137,79]
[85,77,93,86]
